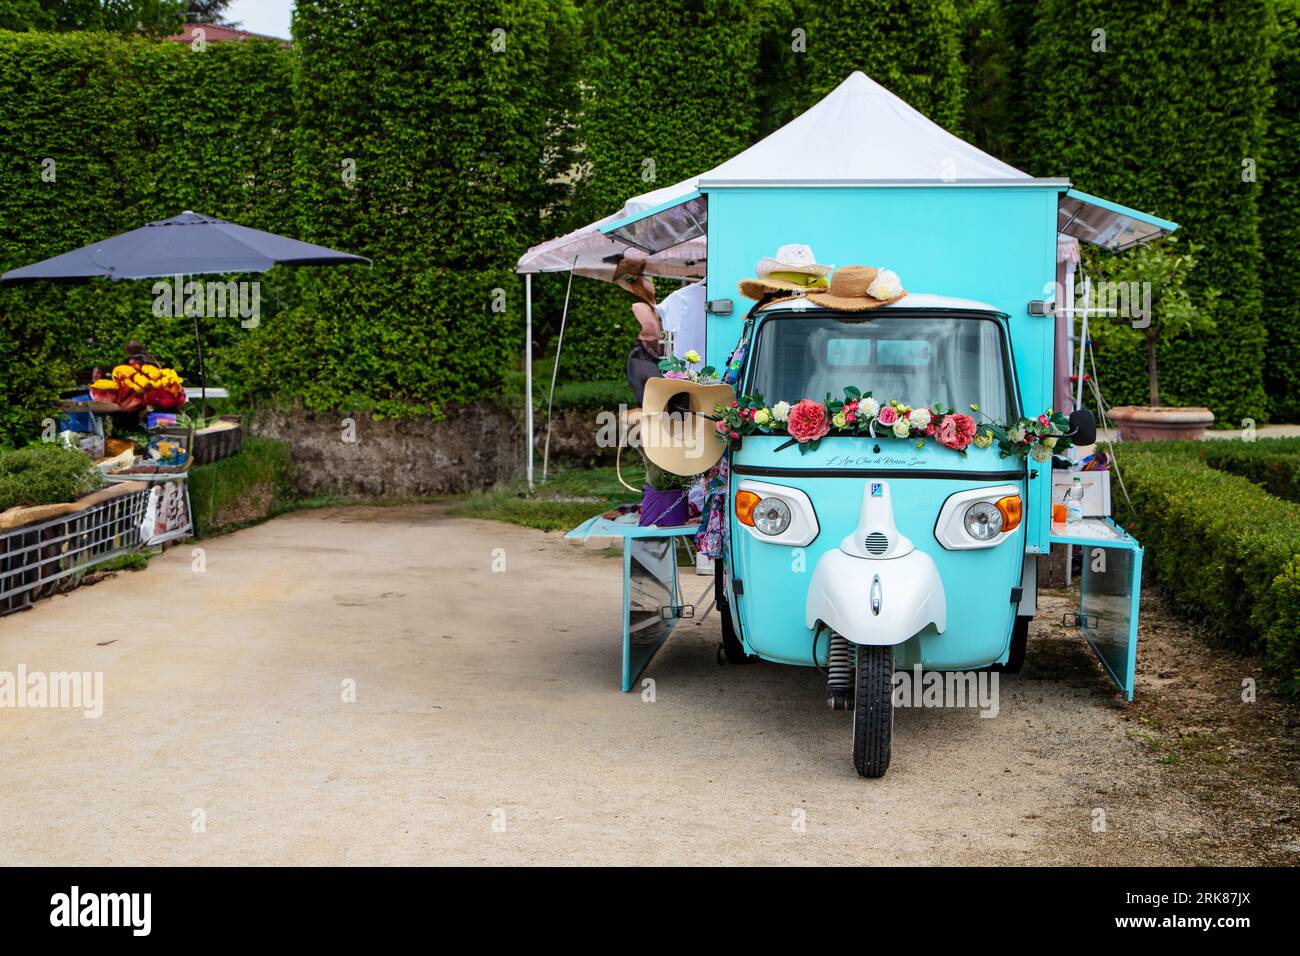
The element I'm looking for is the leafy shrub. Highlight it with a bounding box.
[0,444,103,511]
[1115,442,1300,694]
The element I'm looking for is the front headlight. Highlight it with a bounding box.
[753,497,792,536]
[963,501,1003,541]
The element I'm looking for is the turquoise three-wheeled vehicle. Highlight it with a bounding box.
[526,71,1166,778]
[715,294,1044,776]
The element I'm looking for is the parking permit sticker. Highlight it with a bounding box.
[871,482,883,497]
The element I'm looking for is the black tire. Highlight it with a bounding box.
[853,644,894,778]
[992,616,1030,674]
[715,561,753,665]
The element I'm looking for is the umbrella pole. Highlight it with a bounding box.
[187,274,207,421]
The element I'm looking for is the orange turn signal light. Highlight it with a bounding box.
[735,490,760,526]
[995,494,1022,533]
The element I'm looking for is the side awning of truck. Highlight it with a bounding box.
[598,190,707,254]
[1058,188,1178,250]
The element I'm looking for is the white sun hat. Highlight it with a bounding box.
[756,243,833,279]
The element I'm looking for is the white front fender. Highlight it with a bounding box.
[805,548,947,646]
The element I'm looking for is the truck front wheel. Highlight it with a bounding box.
[852,645,894,778]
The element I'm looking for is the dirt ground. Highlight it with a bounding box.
[0,504,1295,866]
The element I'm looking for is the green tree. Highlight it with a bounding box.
[1085,239,1217,408]
[0,0,186,35]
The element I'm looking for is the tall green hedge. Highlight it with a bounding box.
[1023,0,1276,426]
[271,0,579,415]
[792,0,966,133]
[0,31,297,446]
[1262,0,1300,421]
[551,0,769,382]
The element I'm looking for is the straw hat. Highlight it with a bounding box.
[739,243,833,299]
[640,378,734,476]
[806,266,907,311]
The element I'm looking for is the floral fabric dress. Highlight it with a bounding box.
[695,331,750,559]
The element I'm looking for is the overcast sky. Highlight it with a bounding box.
[225,0,295,39]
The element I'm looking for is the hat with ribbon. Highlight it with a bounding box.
[739,243,833,299]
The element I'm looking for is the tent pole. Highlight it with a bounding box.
[525,273,534,490]
[542,260,577,483]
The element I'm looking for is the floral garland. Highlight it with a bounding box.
[713,386,1072,460]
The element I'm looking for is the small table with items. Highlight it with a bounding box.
[565,512,710,692]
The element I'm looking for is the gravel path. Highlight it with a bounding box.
[0,505,1292,865]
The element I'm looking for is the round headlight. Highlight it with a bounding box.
[753,497,792,536]
[963,501,1004,541]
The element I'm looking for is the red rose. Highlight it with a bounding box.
[937,413,977,451]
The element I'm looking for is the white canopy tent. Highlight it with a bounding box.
[515,71,1175,485]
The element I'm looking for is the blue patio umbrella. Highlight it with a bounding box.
[0,210,370,406]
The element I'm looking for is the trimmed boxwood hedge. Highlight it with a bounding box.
[1115,442,1300,694]
[1197,438,1300,505]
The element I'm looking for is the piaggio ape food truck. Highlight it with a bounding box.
[519,72,1173,777]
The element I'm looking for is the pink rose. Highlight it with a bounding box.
[937,413,978,451]
[877,406,898,426]
[787,399,830,443]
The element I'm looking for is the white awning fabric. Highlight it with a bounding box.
[699,71,1032,185]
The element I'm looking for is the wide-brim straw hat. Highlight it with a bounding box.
[806,265,907,311]
[640,377,734,476]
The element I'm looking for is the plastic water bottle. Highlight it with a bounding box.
[1065,476,1085,524]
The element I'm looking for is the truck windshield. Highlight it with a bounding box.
[747,313,1017,423]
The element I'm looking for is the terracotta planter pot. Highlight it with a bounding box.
[1108,405,1215,441]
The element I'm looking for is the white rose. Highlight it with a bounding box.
[860,397,880,418]
[891,419,911,439]
[772,401,791,422]
[908,406,932,427]
[1031,443,1052,462]
[868,269,903,301]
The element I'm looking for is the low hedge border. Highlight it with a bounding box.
[1114,441,1300,695]
[1196,438,1300,505]
[188,436,297,538]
